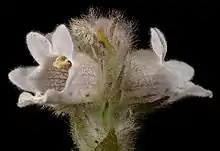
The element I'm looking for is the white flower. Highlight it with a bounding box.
[150,27,213,103]
[125,28,213,104]
[8,24,99,108]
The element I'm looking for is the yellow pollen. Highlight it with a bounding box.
[53,56,72,68]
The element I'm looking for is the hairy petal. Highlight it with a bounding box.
[52,24,75,61]
[150,27,167,64]
[26,32,53,65]
[165,60,194,82]
[17,90,78,108]
[166,82,213,104]
[45,32,53,42]
[63,53,100,100]
[8,67,38,92]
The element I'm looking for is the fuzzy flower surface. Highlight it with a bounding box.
[123,28,213,105]
[9,24,100,108]
[8,25,213,108]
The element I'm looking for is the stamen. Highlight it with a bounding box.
[53,56,72,68]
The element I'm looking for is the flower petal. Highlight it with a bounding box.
[45,32,53,42]
[26,32,53,65]
[9,66,49,93]
[17,89,85,108]
[17,92,37,107]
[184,82,213,98]
[8,67,38,92]
[165,60,195,82]
[62,53,99,100]
[150,28,167,64]
[165,82,213,104]
[52,24,75,61]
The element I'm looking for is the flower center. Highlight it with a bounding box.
[45,56,72,92]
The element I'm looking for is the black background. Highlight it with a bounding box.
[3,1,220,151]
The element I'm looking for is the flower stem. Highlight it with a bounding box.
[68,105,123,151]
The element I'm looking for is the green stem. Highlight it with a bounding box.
[68,105,123,151]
